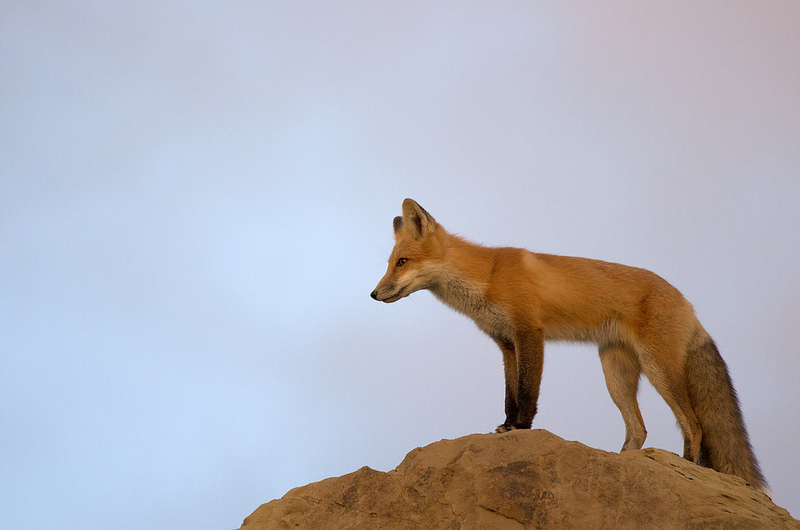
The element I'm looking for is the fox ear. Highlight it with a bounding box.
[393,216,403,234]
[401,198,436,239]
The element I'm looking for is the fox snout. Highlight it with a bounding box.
[370,283,403,303]
[370,288,393,302]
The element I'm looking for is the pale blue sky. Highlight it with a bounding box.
[2,2,799,528]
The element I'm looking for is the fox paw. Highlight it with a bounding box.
[495,424,516,433]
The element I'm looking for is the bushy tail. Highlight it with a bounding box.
[685,333,766,490]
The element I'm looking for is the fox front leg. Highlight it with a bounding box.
[494,329,544,432]
[495,339,519,433]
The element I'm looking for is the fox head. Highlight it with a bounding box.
[371,198,446,303]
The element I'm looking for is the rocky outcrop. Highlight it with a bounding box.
[240,429,798,529]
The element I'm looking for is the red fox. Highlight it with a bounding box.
[371,198,766,490]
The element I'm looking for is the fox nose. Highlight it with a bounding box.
[370,290,378,300]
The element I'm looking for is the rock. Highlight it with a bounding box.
[239,429,799,529]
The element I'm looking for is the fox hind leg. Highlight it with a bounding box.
[599,343,647,452]
[639,345,703,463]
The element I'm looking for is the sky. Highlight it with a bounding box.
[1,2,799,528]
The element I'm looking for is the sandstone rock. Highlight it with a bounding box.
[240,429,798,529]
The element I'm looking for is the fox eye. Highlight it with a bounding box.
[396,258,408,267]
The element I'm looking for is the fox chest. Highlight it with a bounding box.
[470,303,515,343]
[432,283,515,343]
